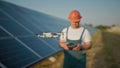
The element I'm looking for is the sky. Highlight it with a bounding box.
[4,0,120,26]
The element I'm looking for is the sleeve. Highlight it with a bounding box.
[59,28,67,42]
[83,29,91,42]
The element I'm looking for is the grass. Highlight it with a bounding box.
[87,29,120,68]
[102,30,120,68]
[86,30,105,68]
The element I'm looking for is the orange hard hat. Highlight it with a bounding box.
[68,10,82,21]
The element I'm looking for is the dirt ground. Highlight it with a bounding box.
[30,30,120,68]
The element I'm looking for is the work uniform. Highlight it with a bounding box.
[60,26,91,68]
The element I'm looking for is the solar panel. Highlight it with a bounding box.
[0,20,33,36]
[0,28,10,38]
[0,38,40,68]
[0,0,68,68]
[0,10,9,20]
[43,38,61,50]
[19,37,56,57]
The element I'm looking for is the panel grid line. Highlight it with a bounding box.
[0,62,7,68]
[0,25,42,58]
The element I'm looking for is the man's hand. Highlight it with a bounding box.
[72,42,92,51]
[59,40,69,50]
[73,44,81,51]
[62,42,69,50]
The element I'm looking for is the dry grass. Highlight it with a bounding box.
[30,51,64,68]
[102,30,120,68]
[86,30,109,68]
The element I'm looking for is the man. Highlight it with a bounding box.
[59,10,92,68]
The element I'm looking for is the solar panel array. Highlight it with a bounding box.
[0,1,68,68]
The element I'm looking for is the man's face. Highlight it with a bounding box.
[69,19,81,28]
